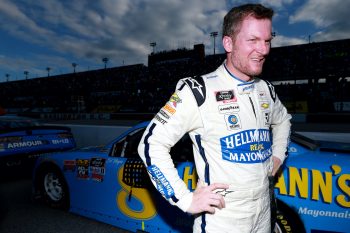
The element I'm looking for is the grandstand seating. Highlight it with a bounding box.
[0,39,349,116]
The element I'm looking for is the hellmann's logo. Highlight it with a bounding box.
[7,140,44,149]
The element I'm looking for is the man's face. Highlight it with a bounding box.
[226,16,272,81]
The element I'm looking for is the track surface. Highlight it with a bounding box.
[0,178,132,233]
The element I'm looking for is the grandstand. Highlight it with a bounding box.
[0,39,349,122]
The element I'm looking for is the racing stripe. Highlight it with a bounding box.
[144,123,156,166]
[195,134,208,233]
[171,195,179,202]
[201,214,207,233]
[195,134,210,184]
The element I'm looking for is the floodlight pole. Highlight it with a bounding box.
[210,32,218,55]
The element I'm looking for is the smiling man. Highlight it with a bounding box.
[138,3,291,233]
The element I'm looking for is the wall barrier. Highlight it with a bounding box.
[47,123,350,149]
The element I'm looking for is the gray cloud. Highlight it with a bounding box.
[289,0,350,42]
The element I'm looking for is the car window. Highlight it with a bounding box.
[124,129,145,158]
[110,128,194,162]
[110,128,145,158]
[0,119,40,130]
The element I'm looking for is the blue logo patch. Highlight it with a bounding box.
[220,129,272,163]
[225,114,241,130]
[147,165,174,199]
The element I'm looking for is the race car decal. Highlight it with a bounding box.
[275,164,350,208]
[76,159,89,179]
[63,160,76,172]
[7,140,47,149]
[116,165,157,220]
[90,158,106,182]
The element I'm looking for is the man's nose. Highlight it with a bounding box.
[257,42,270,55]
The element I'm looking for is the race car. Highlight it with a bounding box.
[32,121,350,233]
[0,115,76,178]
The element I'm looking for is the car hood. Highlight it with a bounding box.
[75,145,106,153]
[318,140,350,154]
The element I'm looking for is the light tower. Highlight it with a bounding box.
[102,57,109,69]
[72,63,77,73]
[210,31,218,55]
[150,42,157,54]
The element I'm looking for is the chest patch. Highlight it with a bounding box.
[215,90,236,103]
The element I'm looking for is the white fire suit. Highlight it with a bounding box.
[138,62,291,233]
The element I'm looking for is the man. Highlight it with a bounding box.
[138,3,291,233]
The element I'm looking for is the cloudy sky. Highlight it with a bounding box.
[0,0,349,82]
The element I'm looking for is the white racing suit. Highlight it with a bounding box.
[138,62,291,233]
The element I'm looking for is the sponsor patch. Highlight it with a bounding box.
[147,165,174,199]
[163,104,176,115]
[225,114,241,130]
[90,158,106,182]
[237,81,254,94]
[215,90,236,103]
[220,129,272,163]
[76,159,89,179]
[155,114,167,124]
[159,109,170,119]
[263,112,270,126]
[218,103,240,114]
[258,91,267,99]
[169,93,182,108]
[260,102,270,110]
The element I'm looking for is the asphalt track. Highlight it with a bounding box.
[0,178,132,233]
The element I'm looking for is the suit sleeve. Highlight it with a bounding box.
[268,84,292,164]
[138,78,203,212]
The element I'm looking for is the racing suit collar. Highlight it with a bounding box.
[223,62,255,94]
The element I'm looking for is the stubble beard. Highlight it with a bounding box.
[230,54,264,80]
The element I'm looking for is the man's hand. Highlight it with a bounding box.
[187,181,229,215]
[272,156,282,176]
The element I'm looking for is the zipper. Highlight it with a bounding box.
[248,95,256,119]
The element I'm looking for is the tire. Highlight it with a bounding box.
[37,165,69,210]
[273,200,306,233]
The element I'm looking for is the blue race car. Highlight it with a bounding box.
[0,115,76,178]
[32,121,350,233]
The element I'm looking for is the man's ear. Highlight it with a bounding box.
[222,36,233,53]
